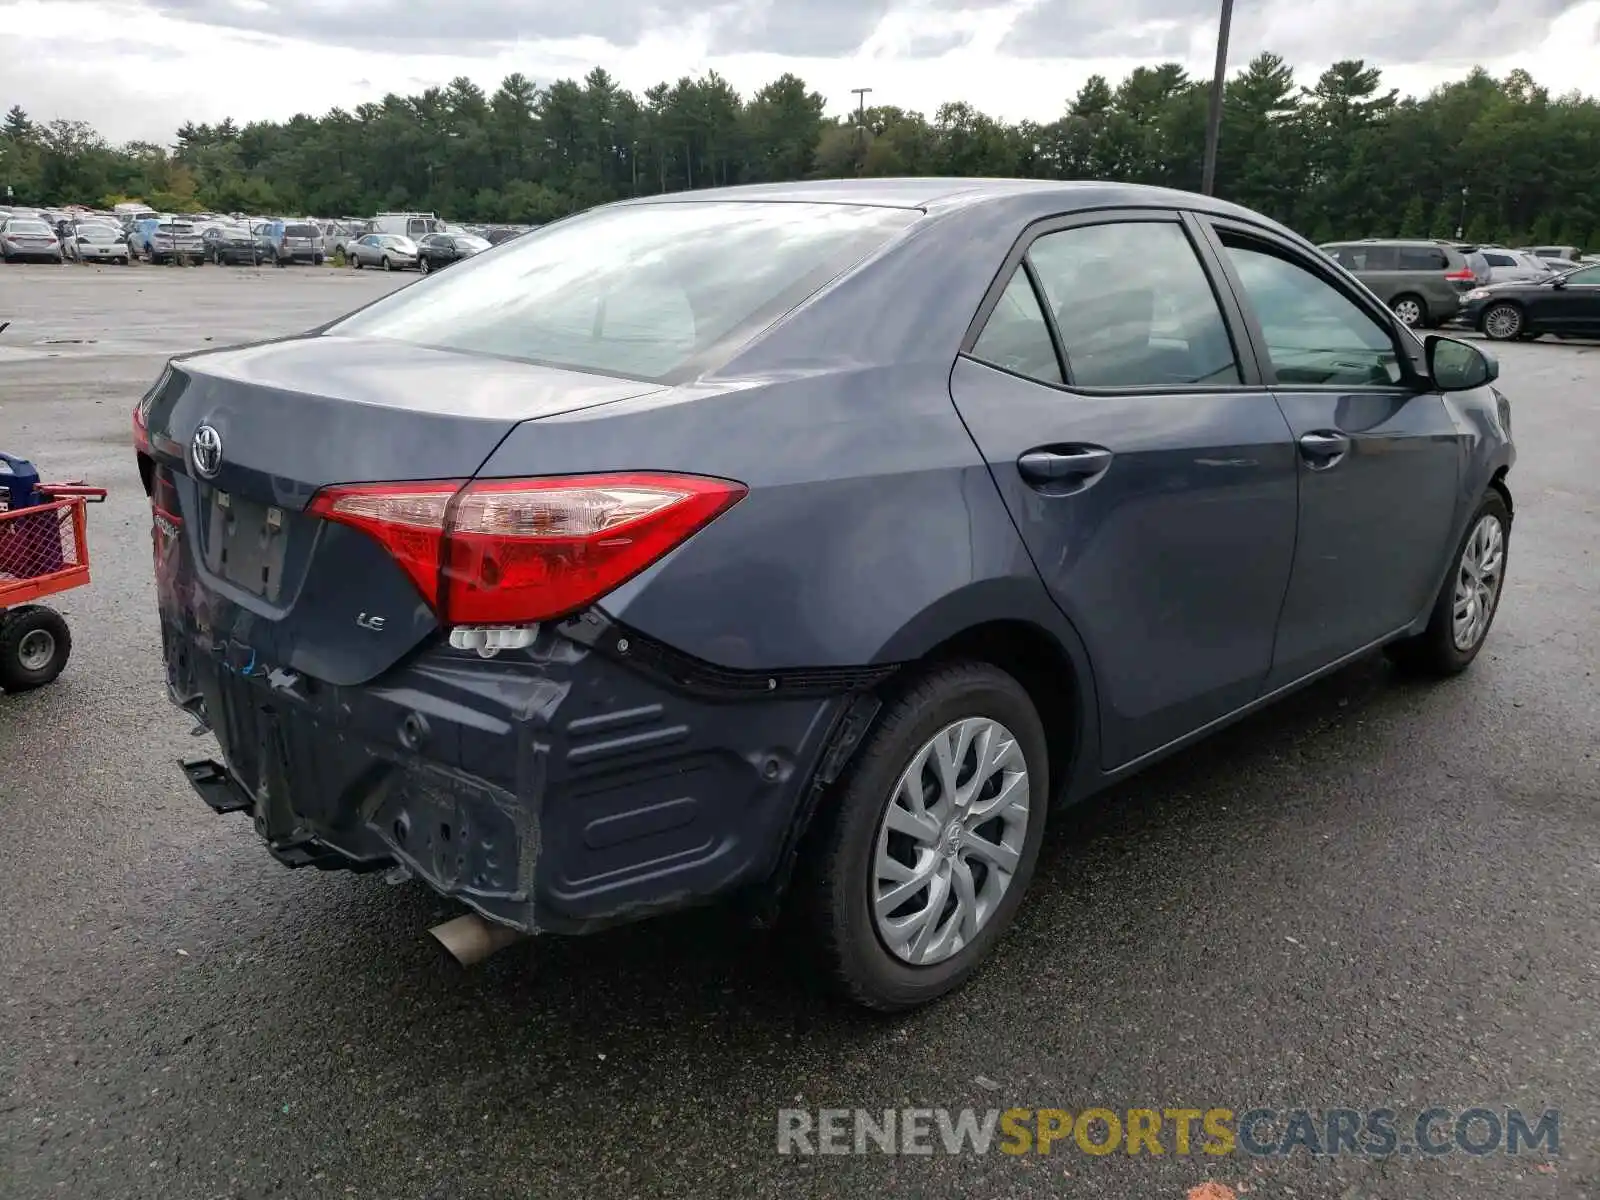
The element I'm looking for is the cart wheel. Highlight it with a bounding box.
[0,605,72,692]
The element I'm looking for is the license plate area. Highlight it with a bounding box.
[198,487,291,602]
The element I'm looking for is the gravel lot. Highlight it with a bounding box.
[1,264,1598,1200]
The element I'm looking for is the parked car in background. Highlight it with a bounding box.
[1320,239,1481,328]
[480,224,539,245]
[202,223,270,265]
[137,179,1516,1011]
[347,232,419,270]
[416,231,490,273]
[1,217,64,263]
[1478,248,1557,284]
[131,218,205,264]
[1537,257,1581,274]
[364,211,442,239]
[66,223,131,264]
[322,220,363,257]
[1458,261,1600,340]
[260,219,326,266]
[1521,244,1584,265]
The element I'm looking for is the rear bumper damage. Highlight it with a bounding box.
[164,611,880,936]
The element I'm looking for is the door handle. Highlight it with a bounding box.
[1297,431,1352,469]
[1017,446,1115,486]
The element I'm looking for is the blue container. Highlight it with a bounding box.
[0,452,43,511]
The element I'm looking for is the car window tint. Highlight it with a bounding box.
[328,202,918,383]
[1397,246,1449,270]
[1564,265,1600,285]
[1483,252,1514,266]
[1350,246,1399,270]
[970,270,1062,384]
[1219,237,1403,387]
[1026,222,1241,388]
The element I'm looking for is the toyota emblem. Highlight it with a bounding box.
[191,424,223,479]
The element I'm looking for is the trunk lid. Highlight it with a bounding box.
[143,334,667,684]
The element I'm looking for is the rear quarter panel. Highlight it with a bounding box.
[476,199,1091,673]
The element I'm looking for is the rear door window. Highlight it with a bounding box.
[1023,221,1242,388]
[1397,246,1449,270]
[1346,246,1400,271]
[970,271,1062,384]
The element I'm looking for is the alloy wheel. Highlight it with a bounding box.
[1452,514,1505,651]
[1483,304,1522,340]
[871,716,1030,966]
[1393,298,1422,326]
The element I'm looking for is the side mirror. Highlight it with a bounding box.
[1425,335,1497,391]
[1551,277,1567,289]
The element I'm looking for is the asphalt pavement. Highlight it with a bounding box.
[1,263,1597,1200]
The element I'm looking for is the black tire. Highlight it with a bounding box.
[381,255,393,272]
[0,605,72,692]
[1481,301,1524,341]
[1385,490,1511,678]
[792,661,1050,1012]
[420,256,431,274]
[1391,294,1427,328]
[351,254,362,269]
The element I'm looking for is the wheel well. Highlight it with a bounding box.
[1392,291,1426,310]
[916,620,1081,799]
[1490,467,1513,516]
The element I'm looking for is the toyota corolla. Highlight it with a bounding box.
[134,180,1515,1011]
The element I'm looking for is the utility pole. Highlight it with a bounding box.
[851,87,873,176]
[1200,0,1235,196]
[1456,186,1469,240]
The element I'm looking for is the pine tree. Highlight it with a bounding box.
[1398,195,1426,237]
[1428,202,1457,240]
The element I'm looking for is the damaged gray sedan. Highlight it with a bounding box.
[134,179,1515,1011]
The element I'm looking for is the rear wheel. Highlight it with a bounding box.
[1391,294,1427,328]
[0,605,72,692]
[794,661,1049,1011]
[1385,491,1510,677]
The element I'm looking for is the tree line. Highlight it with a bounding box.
[2,56,1597,249]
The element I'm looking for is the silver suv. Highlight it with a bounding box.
[1478,248,1557,284]
[1320,239,1484,329]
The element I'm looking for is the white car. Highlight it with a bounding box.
[347,233,419,271]
[67,224,131,264]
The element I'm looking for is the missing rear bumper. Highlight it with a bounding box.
[181,758,251,813]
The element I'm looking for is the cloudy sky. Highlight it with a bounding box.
[3,0,1597,144]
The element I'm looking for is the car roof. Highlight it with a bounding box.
[607,177,1275,222]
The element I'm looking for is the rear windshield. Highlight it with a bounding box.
[327,201,918,382]
[6,220,49,234]
[285,223,319,237]
[78,226,117,242]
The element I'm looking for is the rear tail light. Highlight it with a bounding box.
[1444,268,1475,281]
[307,473,747,626]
